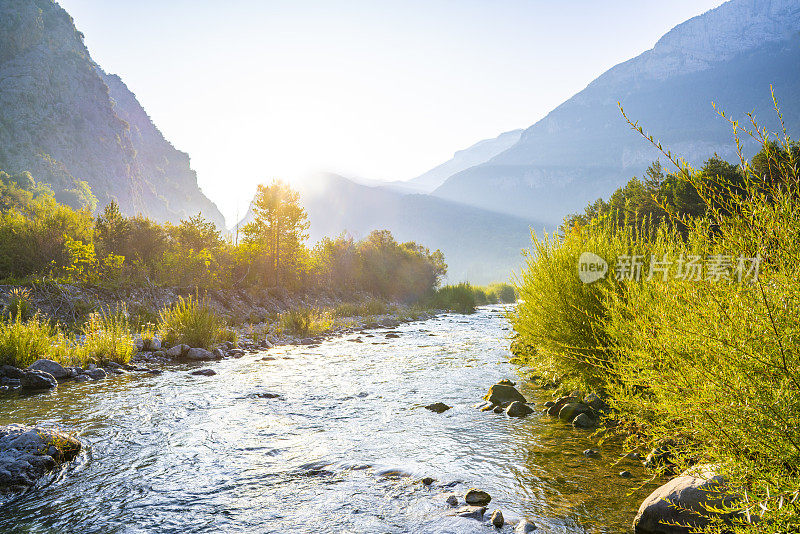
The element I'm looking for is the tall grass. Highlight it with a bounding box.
[4,287,33,321]
[279,306,333,337]
[81,305,135,365]
[333,299,389,318]
[429,283,477,314]
[158,295,226,349]
[0,314,54,367]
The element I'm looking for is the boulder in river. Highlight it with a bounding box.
[165,344,189,358]
[558,402,592,422]
[28,359,69,379]
[424,402,451,413]
[483,383,526,406]
[465,488,491,506]
[190,369,216,376]
[0,424,81,490]
[20,369,56,390]
[505,401,534,417]
[572,412,595,429]
[455,505,486,520]
[547,395,578,416]
[633,465,740,534]
[186,348,215,361]
[0,365,26,380]
[83,368,107,380]
[515,519,538,532]
[490,509,504,528]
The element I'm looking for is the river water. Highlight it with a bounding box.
[0,305,654,533]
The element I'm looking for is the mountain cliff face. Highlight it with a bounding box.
[0,0,224,226]
[432,0,800,224]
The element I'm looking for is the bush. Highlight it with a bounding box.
[429,283,477,314]
[0,314,54,367]
[333,299,388,317]
[81,305,135,365]
[158,295,225,349]
[5,287,33,320]
[486,282,517,303]
[279,306,333,337]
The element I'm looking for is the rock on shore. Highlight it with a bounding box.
[0,425,82,491]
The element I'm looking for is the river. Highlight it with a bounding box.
[0,305,654,533]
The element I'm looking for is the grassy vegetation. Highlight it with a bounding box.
[0,314,55,367]
[333,299,390,318]
[429,282,517,314]
[158,295,226,349]
[278,306,334,337]
[511,100,800,530]
[4,287,33,321]
[81,305,135,365]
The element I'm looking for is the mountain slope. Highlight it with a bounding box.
[401,129,523,193]
[239,174,541,284]
[432,0,800,225]
[0,0,224,226]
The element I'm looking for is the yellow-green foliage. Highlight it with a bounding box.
[158,295,225,349]
[5,287,33,320]
[279,306,333,337]
[0,314,54,367]
[512,99,800,531]
[429,283,477,314]
[81,305,135,364]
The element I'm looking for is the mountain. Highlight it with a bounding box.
[399,129,524,193]
[431,0,800,225]
[0,0,224,226]
[238,174,542,284]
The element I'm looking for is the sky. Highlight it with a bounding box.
[58,0,726,225]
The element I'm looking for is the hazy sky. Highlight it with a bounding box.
[59,0,726,225]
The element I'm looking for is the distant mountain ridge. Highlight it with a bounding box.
[0,0,224,226]
[430,0,800,224]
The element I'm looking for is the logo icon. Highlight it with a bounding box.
[578,252,608,284]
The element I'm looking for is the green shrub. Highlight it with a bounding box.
[81,304,135,364]
[279,306,333,337]
[429,283,477,314]
[158,295,225,349]
[486,282,517,303]
[4,287,33,321]
[0,314,54,367]
[333,299,388,317]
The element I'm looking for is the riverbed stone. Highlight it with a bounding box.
[506,400,534,417]
[483,384,526,406]
[480,403,497,412]
[0,424,81,490]
[547,395,578,416]
[0,365,26,380]
[490,509,504,528]
[584,392,609,411]
[28,359,69,380]
[558,402,592,422]
[424,402,451,413]
[212,348,224,359]
[20,370,56,390]
[445,494,459,506]
[186,348,215,361]
[83,368,106,380]
[465,488,491,506]
[496,379,515,386]
[455,505,486,520]
[190,369,216,376]
[633,465,738,534]
[572,412,595,429]
[165,344,188,358]
[515,519,538,532]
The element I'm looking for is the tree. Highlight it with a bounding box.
[242,180,310,289]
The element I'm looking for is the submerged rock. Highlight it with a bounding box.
[546,395,578,416]
[515,519,538,532]
[445,494,459,506]
[465,488,491,506]
[190,369,216,376]
[83,368,106,380]
[505,400,534,417]
[424,402,451,413]
[455,505,486,520]
[572,412,595,428]
[0,424,81,491]
[558,402,591,422]
[483,383,526,406]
